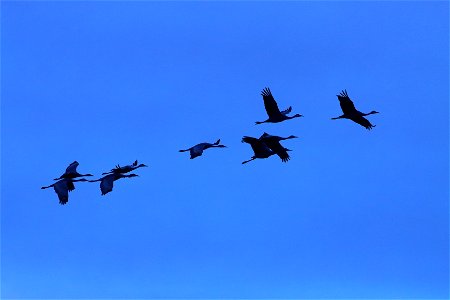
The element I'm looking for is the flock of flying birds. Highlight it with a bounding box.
[41,88,379,205]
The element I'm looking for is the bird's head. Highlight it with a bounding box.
[288,135,298,139]
[127,174,139,178]
[138,164,148,168]
[217,145,227,148]
[293,114,303,118]
[370,110,380,115]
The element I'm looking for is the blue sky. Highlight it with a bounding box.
[1,1,448,299]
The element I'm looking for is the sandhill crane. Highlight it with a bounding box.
[54,161,93,180]
[179,139,227,159]
[331,89,379,130]
[102,160,148,175]
[41,178,88,205]
[241,136,277,164]
[259,132,297,162]
[88,173,139,195]
[255,87,303,125]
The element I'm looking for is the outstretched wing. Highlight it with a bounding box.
[67,180,75,192]
[337,90,357,114]
[242,136,272,155]
[53,180,69,205]
[280,106,292,115]
[65,161,79,174]
[261,87,282,118]
[100,175,115,195]
[351,116,376,130]
[262,139,290,162]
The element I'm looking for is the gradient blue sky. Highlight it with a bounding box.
[2,1,449,299]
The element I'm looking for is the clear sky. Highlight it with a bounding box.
[1,1,448,299]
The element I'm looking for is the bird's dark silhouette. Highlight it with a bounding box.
[41,178,88,205]
[54,161,93,180]
[179,139,227,159]
[331,89,379,130]
[259,132,297,162]
[255,87,303,125]
[241,136,278,164]
[102,160,148,175]
[88,173,139,196]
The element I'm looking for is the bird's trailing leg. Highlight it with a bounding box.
[242,157,256,164]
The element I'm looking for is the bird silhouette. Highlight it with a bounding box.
[179,139,227,159]
[102,160,148,175]
[41,178,88,205]
[53,161,93,180]
[255,87,303,124]
[331,89,379,130]
[88,173,139,195]
[259,132,297,162]
[241,136,278,164]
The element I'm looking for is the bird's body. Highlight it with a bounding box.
[54,161,93,180]
[241,136,276,164]
[102,160,148,175]
[331,90,379,130]
[41,178,88,205]
[259,132,297,162]
[89,173,139,196]
[255,87,303,124]
[179,139,227,159]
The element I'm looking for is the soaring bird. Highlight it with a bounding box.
[179,139,227,159]
[88,173,139,195]
[259,132,297,162]
[102,160,148,175]
[241,136,277,164]
[331,89,379,130]
[54,161,93,180]
[255,87,303,124]
[41,178,88,205]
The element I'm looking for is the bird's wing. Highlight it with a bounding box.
[280,106,292,115]
[65,161,79,174]
[110,165,131,174]
[263,139,290,162]
[100,175,115,195]
[191,145,205,156]
[261,87,282,117]
[351,116,376,130]
[242,136,272,155]
[53,180,69,205]
[337,90,357,114]
[67,180,75,192]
